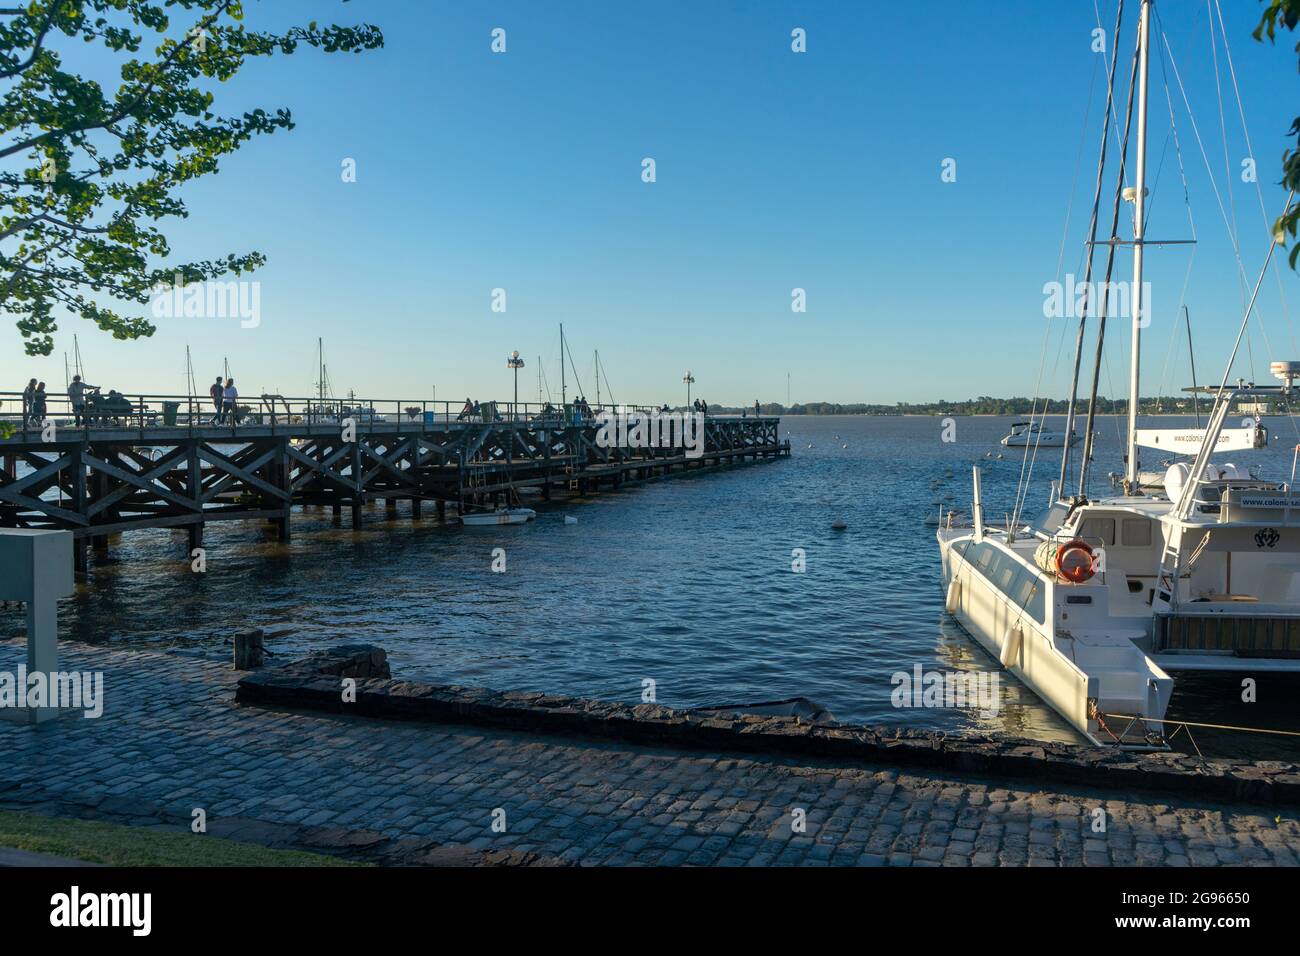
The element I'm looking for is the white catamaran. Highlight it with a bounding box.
[937,0,1300,749]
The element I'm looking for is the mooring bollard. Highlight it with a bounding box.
[233,629,266,670]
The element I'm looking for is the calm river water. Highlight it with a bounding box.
[5,413,1298,760]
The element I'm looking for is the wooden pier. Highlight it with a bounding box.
[0,393,789,575]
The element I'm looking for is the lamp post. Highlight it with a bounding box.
[508,351,526,418]
[683,370,695,409]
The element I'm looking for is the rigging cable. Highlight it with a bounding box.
[1212,0,1296,356]
[1052,0,1127,506]
[1079,2,1145,498]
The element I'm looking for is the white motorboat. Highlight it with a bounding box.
[937,0,1300,750]
[461,507,536,526]
[1000,421,1079,448]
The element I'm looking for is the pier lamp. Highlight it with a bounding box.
[683,370,695,408]
[508,351,526,416]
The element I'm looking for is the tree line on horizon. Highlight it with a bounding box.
[732,396,1231,416]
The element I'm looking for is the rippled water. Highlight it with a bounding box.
[5,413,1299,760]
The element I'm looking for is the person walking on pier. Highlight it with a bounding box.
[210,376,225,424]
[754,399,760,416]
[68,375,96,426]
[458,397,474,421]
[21,378,36,426]
[222,378,240,425]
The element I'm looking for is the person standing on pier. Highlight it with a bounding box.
[210,376,225,424]
[222,378,240,425]
[754,399,760,415]
[21,378,36,426]
[68,375,97,426]
[31,382,47,425]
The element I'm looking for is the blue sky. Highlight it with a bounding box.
[4,0,1298,406]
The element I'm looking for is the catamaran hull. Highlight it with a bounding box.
[938,529,1172,748]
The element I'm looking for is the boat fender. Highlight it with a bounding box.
[945,577,962,614]
[999,623,1023,668]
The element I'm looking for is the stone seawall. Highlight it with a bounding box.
[235,645,1300,807]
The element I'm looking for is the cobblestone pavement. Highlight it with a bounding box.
[2,641,1299,866]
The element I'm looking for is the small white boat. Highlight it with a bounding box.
[1000,421,1079,448]
[461,507,536,526]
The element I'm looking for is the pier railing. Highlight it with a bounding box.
[0,391,748,440]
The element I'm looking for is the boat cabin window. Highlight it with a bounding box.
[1121,518,1152,547]
[1028,501,1069,538]
[1078,516,1115,546]
[957,540,1046,624]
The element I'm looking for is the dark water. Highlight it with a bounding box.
[5,413,1299,760]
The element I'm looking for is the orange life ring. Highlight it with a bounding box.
[1055,538,1095,583]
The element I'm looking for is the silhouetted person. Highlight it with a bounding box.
[31,382,47,424]
[21,378,36,426]
[210,375,225,423]
[68,375,97,426]
[222,378,239,425]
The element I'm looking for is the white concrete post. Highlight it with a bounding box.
[0,529,74,724]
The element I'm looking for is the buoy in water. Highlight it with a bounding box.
[831,519,847,530]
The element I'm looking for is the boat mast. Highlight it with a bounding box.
[560,323,567,407]
[595,350,600,407]
[1124,0,1152,494]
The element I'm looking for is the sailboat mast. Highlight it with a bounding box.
[1125,0,1152,494]
[595,350,600,407]
[560,323,567,407]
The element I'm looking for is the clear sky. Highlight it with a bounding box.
[3,0,1297,407]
